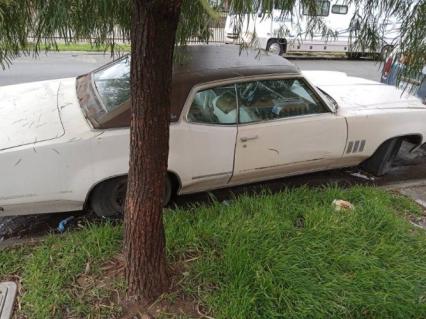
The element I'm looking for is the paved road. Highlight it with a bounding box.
[0,52,113,86]
[0,51,382,86]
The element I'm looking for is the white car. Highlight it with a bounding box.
[1,46,425,217]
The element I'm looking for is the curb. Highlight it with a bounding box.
[380,179,426,191]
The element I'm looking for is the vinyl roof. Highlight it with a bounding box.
[170,45,301,121]
[173,45,300,78]
[78,45,302,128]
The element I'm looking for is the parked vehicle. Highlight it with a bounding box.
[1,45,425,217]
[381,51,426,103]
[225,0,399,57]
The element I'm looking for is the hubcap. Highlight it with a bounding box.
[268,43,282,55]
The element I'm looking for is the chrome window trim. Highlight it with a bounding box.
[302,76,336,112]
[184,83,239,127]
[236,112,335,127]
[89,55,131,124]
[182,73,333,126]
[91,54,129,77]
[235,78,332,124]
[182,74,299,125]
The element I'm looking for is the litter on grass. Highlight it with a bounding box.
[57,216,75,233]
[222,200,231,206]
[349,171,375,181]
[332,199,355,211]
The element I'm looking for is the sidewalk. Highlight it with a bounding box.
[398,184,426,208]
[384,181,426,229]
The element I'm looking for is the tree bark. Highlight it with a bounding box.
[124,0,182,302]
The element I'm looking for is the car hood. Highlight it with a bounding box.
[0,79,65,151]
[303,71,425,112]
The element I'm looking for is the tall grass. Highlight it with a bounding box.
[0,186,425,318]
[166,186,426,319]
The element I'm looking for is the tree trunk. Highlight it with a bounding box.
[124,0,182,302]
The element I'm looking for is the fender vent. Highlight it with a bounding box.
[346,140,366,154]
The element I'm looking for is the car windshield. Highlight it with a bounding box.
[93,56,131,112]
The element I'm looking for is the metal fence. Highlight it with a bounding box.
[188,11,227,44]
[30,12,229,46]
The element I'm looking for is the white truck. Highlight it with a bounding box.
[224,0,400,57]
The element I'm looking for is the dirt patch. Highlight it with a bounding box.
[121,257,204,319]
[67,254,204,319]
[408,213,426,230]
[0,211,89,241]
[390,187,426,230]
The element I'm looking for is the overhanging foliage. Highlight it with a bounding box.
[0,0,424,76]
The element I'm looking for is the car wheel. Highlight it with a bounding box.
[361,138,402,176]
[266,40,284,55]
[90,176,173,218]
[90,177,127,217]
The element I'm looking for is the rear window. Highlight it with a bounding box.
[93,56,130,113]
[331,4,348,14]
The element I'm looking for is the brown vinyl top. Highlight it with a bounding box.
[170,45,300,120]
[173,45,299,76]
[77,45,301,129]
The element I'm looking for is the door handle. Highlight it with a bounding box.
[240,135,258,142]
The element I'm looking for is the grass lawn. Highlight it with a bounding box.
[0,186,425,318]
[27,42,131,52]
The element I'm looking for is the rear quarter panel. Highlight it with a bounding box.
[343,108,426,163]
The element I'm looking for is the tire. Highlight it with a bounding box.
[90,175,173,218]
[266,40,284,56]
[164,176,173,206]
[361,138,402,176]
[90,177,127,217]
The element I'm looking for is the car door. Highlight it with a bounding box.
[177,83,238,194]
[231,77,347,184]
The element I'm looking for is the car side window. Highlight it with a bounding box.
[331,4,348,14]
[302,1,330,16]
[187,85,238,125]
[236,79,329,123]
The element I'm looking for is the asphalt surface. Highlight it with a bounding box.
[0,52,114,86]
[0,51,381,86]
[0,51,424,243]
